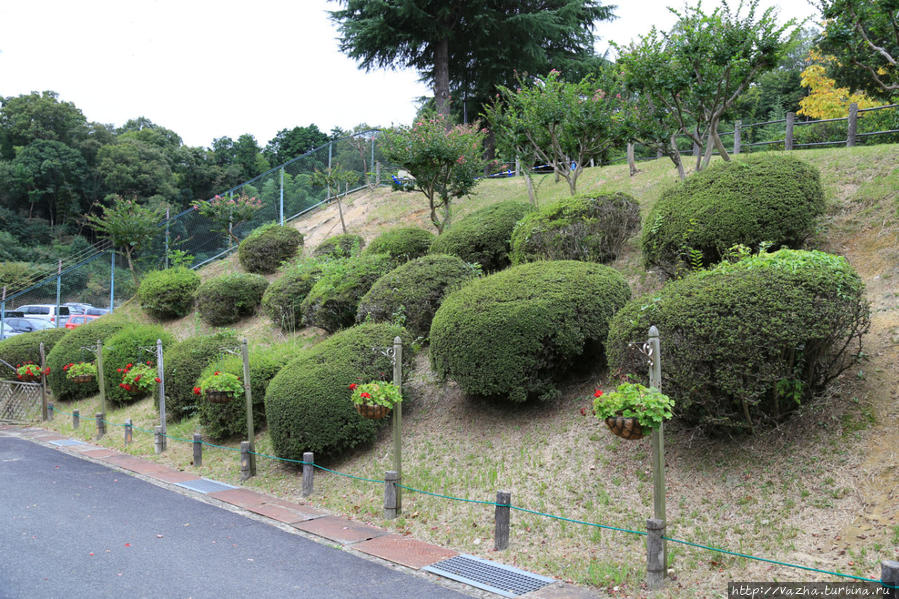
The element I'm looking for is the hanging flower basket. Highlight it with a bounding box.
[591,383,674,442]
[349,381,402,420]
[64,362,97,384]
[604,416,645,440]
[16,363,48,382]
[354,402,391,420]
[195,371,243,405]
[73,374,95,384]
[206,390,235,404]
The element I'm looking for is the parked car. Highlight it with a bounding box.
[65,314,100,329]
[63,302,93,314]
[0,317,56,338]
[84,307,109,316]
[15,305,71,327]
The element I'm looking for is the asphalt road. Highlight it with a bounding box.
[0,436,471,599]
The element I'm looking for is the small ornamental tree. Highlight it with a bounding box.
[312,163,360,234]
[192,193,262,246]
[380,115,486,233]
[85,194,162,285]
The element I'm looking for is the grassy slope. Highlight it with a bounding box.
[47,146,899,598]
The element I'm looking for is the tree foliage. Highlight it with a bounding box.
[798,50,884,119]
[85,195,162,284]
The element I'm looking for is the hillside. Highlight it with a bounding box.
[50,146,899,597]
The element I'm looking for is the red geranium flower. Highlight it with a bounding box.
[348,383,357,390]
[360,392,371,399]
[594,389,603,398]
[154,377,161,383]
[193,386,201,395]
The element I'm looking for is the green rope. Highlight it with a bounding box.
[311,463,384,484]
[510,505,648,537]
[397,483,499,506]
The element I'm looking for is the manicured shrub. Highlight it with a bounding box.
[196,273,269,326]
[510,193,640,265]
[363,227,435,264]
[260,259,322,332]
[357,254,478,337]
[642,154,825,276]
[46,318,127,401]
[301,254,394,332]
[606,250,870,434]
[137,267,201,320]
[265,323,412,460]
[429,201,533,272]
[162,331,238,421]
[237,223,304,274]
[102,324,174,405]
[197,344,299,440]
[0,328,68,380]
[312,234,365,259]
[430,260,631,402]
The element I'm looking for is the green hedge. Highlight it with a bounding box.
[312,234,365,259]
[238,223,304,274]
[363,228,435,264]
[301,254,394,333]
[265,323,412,460]
[357,254,478,337]
[46,318,127,402]
[137,267,201,320]
[642,154,825,276]
[197,344,298,441]
[162,331,238,421]
[429,201,533,272]
[260,260,323,332]
[510,193,640,265]
[606,250,870,433]
[196,273,269,326]
[430,260,631,402]
[0,328,68,380]
[102,324,174,405]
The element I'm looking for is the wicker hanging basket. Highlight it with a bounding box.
[355,402,391,420]
[18,373,40,383]
[206,390,234,404]
[605,416,645,440]
[72,374,95,384]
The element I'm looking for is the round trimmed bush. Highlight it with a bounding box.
[260,260,322,332]
[197,344,299,441]
[312,234,365,259]
[265,322,412,460]
[301,254,394,333]
[162,331,238,421]
[606,250,870,434]
[642,154,825,276]
[363,228,435,264]
[430,260,631,402]
[102,324,174,405]
[510,193,640,265]
[0,328,68,380]
[429,201,533,272]
[237,223,303,274]
[357,254,478,337]
[196,273,269,326]
[46,318,127,402]
[137,267,201,320]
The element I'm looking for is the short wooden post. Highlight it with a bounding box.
[733,120,741,154]
[39,342,48,421]
[384,470,399,519]
[883,560,899,599]
[240,441,252,481]
[241,339,256,478]
[848,102,858,147]
[73,409,80,429]
[96,413,106,438]
[646,518,666,590]
[154,425,164,454]
[494,491,511,550]
[785,112,795,150]
[302,452,314,497]
[193,433,202,467]
[48,403,54,420]
[124,419,133,444]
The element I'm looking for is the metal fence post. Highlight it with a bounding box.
[55,260,62,328]
[392,336,403,514]
[109,250,115,313]
[848,102,858,147]
[156,339,166,450]
[164,208,170,268]
[384,470,399,519]
[302,452,314,497]
[494,491,511,550]
[733,120,741,154]
[1,286,6,339]
[193,433,202,467]
[279,167,285,225]
[785,112,795,151]
[39,342,48,421]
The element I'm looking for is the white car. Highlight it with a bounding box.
[15,305,71,327]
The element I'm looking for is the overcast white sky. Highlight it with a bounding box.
[0,0,818,149]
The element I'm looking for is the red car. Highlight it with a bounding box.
[65,314,100,329]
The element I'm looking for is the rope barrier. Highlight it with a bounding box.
[37,406,893,586]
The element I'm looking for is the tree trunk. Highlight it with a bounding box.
[669,136,686,181]
[337,196,347,235]
[434,38,451,123]
[524,167,537,207]
[125,249,139,287]
[627,143,638,177]
[712,125,731,162]
[700,127,715,170]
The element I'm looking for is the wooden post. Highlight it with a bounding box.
[785,112,795,151]
[48,403,54,420]
[392,336,402,515]
[124,419,133,444]
[193,433,203,467]
[73,409,80,429]
[733,120,741,154]
[96,340,106,416]
[156,339,166,451]
[646,518,666,590]
[883,560,899,599]
[848,102,858,147]
[240,441,252,481]
[241,339,255,478]
[627,143,637,176]
[494,491,511,550]
[514,157,521,176]
[39,342,48,421]
[384,470,399,519]
[154,425,164,454]
[648,325,667,576]
[96,413,106,439]
[302,452,314,497]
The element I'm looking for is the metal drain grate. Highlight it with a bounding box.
[174,478,237,494]
[49,439,87,447]
[423,554,554,597]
